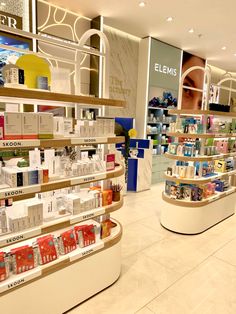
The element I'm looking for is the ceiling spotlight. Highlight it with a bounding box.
[234,53,236,56]
[139,1,146,7]
[188,28,194,33]
[222,46,226,50]
[1,2,6,5]
[166,17,173,22]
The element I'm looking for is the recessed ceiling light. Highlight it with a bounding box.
[222,46,226,50]
[166,17,173,22]
[1,2,6,5]
[139,1,146,7]
[234,53,236,56]
[188,28,194,33]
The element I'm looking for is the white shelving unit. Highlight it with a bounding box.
[161,67,236,234]
[0,26,126,314]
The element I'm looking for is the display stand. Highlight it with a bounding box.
[0,26,126,314]
[161,67,236,234]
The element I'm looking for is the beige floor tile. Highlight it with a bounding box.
[121,221,165,258]
[138,214,172,237]
[147,256,236,314]
[68,253,181,314]
[136,307,155,314]
[214,238,236,266]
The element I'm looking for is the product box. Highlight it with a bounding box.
[53,116,64,138]
[64,118,73,135]
[100,219,112,239]
[36,235,59,265]
[0,252,9,282]
[22,113,38,139]
[4,112,22,140]
[102,190,113,206]
[65,194,81,215]
[105,153,115,171]
[38,113,53,139]
[11,245,38,274]
[0,114,4,140]
[37,76,48,90]
[74,224,96,248]
[58,229,77,254]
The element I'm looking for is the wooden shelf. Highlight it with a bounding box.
[0,87,126,108]
[0,220,122,296]
[0,136,125,150]
[0,198,123,248]
[168,109,236,117]
[0,165,124,201]
[167,132,236,139]
[162,188,236,207]
[164,169,236,184]
[165,152,236,162]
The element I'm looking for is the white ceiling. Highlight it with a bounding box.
[49,0,236,71]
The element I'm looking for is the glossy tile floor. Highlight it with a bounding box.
[68,183,236,314]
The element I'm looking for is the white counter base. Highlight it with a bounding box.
[0,240,121,314]
[161,193,236,234]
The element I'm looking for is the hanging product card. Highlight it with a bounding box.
[29,149,41,168]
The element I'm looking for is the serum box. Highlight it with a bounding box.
[22,113,38,139]
[4,112,22,140]
[38,113,53,139]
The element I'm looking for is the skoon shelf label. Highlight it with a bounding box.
[71,173,106,185]
[0,268,42,293]
[71,137,107,145]
[0,185,41,199]
[0,140,40,148]
[69,242,104,262]
[0,227,41,247]
[70,207,105,224]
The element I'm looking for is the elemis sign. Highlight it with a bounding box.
[149,39,181,90]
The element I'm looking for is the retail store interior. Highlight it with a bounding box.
[1,0,236,313]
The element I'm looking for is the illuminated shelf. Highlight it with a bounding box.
[0,198,123,248]
[0,136,125,150]
[0,87,126,108]
[168,109,236,117]
[164,169,236,184]
[0,165,124,201]
[167,132,236,139]
[0,221,122,296]
[162,187,236,207]
[165,152,236,161]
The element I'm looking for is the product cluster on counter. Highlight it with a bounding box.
[169,115,236,135]
[0,111,115,140]
[0,215,115,283]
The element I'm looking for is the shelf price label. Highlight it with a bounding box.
[0,140,40,148]
[71,137,107,145]
[69,242,104,262]
[0,185,41,199]
[0,268,42,294]
[71,173,106,185]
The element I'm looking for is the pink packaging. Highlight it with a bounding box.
[0,115,4,140]
[216,141,228,154]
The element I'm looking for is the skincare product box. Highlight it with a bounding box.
[53,116,64,138]
[38,113,53,139]
[4,112,22,140]
[0,114,4,140]
[22,113,38,139]
[37,76,48,90]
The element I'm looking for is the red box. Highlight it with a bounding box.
[0,252,9,282]
[102,190,113,206]
[58,229,77,255]
[11,245,37,274]
[36,235,59,265]
[74,224,96,248]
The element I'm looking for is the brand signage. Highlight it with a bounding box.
[149,39,182,91]
[0,11,22,30]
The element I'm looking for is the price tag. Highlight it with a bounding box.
[71,137,107,145]
[69,242,104,262]
[0,185,41,199]
[0,268,42,293]
[0,140,40,148]
[71,173,106,185]
[0,227,41,247]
